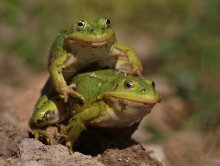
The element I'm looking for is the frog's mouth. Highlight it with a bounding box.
[104,96,158,111]
[66,35,115,47]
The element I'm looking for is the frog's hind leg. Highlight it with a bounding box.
[61,102,103,153]
[29,95,69,144]
[29,95,66,128]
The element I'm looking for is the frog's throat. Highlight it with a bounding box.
[66,35,115,46]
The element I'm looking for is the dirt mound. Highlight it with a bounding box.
[0,123,27,159]
[7,138,104,166]
[0,123,161,166]
[4,138,161,166]
[98,144,161,166]
[0,120,161,166]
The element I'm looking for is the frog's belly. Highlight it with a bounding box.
[64,42,118,76]
[90,101,154,128]
[63,56,117,79]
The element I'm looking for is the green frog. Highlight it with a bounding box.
[29,70,160,152]
[46,18,143,102]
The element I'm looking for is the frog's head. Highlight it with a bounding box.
[66,18,115,46]
[104,76,160,108]
[94,75,161,127]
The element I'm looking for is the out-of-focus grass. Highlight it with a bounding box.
[156,0,220,132]
[1,0,220,134]
[145,124,167,142]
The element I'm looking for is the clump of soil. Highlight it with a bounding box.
[0,123,27,159]
[98,144,161,166]
[7,138,104,166]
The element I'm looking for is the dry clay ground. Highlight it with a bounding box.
[0,56,219,166]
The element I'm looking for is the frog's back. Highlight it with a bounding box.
[72,70,118,102]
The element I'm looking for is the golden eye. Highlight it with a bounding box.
[104,18,111,27]
[76,20,86,30]
[123,80,135,89]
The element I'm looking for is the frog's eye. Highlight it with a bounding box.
[152,81,155,88]
[104,18,111,27]
[123,80,135,89]
[76,20,86,31]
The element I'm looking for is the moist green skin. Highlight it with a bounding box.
[45,18,143,102]
[29,70,160,153]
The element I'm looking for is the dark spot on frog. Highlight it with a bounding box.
[65,117,76,133]
[119,99,128,111]
[65,117,85,133]
[36,119,44,125]
[42,110,56,121]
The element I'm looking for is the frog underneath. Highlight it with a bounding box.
[45,18,143,102]
[29,70,160,152]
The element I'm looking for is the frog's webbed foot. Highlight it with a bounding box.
[118,66,142,76]
[62,83,85,103]
[67,83,85,102]
[131,65,143,76]
[59,134,74,154]
[33,129,51,145]
[66,141,74,154]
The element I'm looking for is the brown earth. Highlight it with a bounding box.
[0,122,161,166]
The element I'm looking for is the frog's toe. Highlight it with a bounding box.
[132,65,143,76]
[68,83,76,89]
[68,88,85,102]
[59,134,74,154]
[63,90,68,103]
[34,129,52,145]
[66,141,74,154]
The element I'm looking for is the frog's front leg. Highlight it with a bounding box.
[112,43,143,76]
[61,102,102,153]
[49,48,84,102]
[29,95,69,144]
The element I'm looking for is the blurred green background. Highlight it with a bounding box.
[1,0,220,164]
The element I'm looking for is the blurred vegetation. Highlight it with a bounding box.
[145,123,167,142]
[1,0,219,135]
